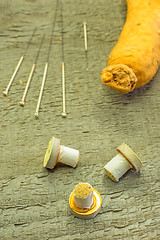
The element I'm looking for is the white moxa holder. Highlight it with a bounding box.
[104,143,143,182]
[69,182,102,219]
[44,137,79,169]
[73,183,94,209]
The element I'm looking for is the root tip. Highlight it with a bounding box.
[101,64,137,94]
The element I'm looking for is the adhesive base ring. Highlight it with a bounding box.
[117,143,143,171]
[43,137,60,169]
[69,189,102,219]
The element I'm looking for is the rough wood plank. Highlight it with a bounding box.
[0,0,160,239]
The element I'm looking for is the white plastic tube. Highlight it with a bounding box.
[73,183,93,209]
[104,153,132,182]
[44,137,79,169]
[104,143,143,182]
[58,145,79,168]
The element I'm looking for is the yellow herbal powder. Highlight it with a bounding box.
[74,183,93,199]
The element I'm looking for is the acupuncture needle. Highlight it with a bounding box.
[20,34,45,106]
[60,0,67,118]
[34,0,59,118]
[3,27,37,96]
[83,21,88,70]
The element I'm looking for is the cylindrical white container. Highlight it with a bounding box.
[69,183,102,219]
[73,183,93,209]
[44,137,80,169]
[104,143,143,182]
[104,153,132,182]
[58,145,79,168]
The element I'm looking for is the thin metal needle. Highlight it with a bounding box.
[34,0,59,118]
[20,64,36,106]
[3,27,37,96]
[34,62,48,118]
[60,0,66,117]
[3,56,24,96]
[83,21,87,52]
[83,21,88,70]
[61,61,66,117]
[20,34,45,106]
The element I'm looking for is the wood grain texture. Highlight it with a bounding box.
[0,0,160,239]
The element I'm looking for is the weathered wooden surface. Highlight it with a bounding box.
[0,0,160,239]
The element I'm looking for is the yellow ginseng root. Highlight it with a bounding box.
[101,0,160,94]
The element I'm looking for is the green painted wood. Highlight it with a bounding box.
[0,0,159,239]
